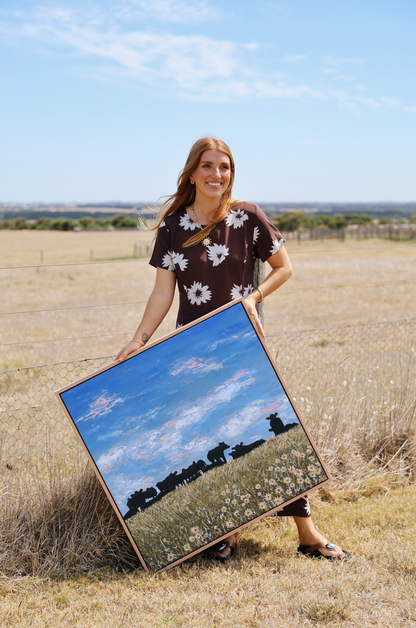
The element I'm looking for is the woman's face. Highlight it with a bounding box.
[190,149,231,203]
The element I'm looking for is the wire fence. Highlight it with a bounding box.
[1,317,415,500]
[284,223,416,242]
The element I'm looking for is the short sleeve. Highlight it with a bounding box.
[252,205,285,262]
[149,222,175,272]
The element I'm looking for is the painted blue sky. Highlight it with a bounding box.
[1,1,415,202]
[61,303,298,515]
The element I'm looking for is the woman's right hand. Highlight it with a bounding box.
[116,340,144,362]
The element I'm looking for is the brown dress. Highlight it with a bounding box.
[150,201,311,518]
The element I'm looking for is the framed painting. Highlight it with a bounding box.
[55,299,331,572]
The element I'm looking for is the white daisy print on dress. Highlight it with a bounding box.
[207,243,229,267]
[270,238,285,255]
[253,226,260,243]
[171,251,189,271]
[230,284,244,300]
[179,213,199,231]
[160,220,166,228]
[225,209,249,229]
[187,282,212,305]
[162,251,174,271]
[243,284,253,298]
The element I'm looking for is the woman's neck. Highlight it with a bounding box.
[189,198,219,225]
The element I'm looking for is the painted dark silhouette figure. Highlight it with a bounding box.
[157,471,182,494]
[207,442,230,465]
[125,486,158,518]
[229,439,265,459]
[266,412,297,436]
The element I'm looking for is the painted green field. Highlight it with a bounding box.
[128,426,327,570]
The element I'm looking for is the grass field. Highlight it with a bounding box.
[1,485,416,627]
[1,230,416,368]
[1,231,416,626]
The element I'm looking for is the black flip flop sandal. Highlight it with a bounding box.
[205,540,236,563]
[298,542,351,561]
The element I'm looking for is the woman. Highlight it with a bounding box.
[117,137,349,562]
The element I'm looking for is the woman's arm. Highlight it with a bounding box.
[245,245,293,337]
[116,267,176,361]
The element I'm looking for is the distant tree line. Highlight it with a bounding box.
[272,212,416,232]
[0,214,138,231]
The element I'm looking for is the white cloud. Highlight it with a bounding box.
[381,97,401,107]
[245,42,259,51]
[284,54,307,62]
[333,74,358,82]
[114,0,218,23]
[0,4,407,109]
[324,55,365,66]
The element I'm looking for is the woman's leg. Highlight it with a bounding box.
[206,534,236,561]
[276,497,347,559]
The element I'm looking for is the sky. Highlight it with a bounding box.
[1,0,415,203]
[60,303,299,515]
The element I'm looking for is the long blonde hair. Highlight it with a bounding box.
[154,137,241,247]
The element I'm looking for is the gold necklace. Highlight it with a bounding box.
[190,205,213,247]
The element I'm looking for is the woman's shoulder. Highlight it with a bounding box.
[158,207,187,230]
[230,201,269,222]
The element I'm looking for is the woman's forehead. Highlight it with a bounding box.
[199,149,230,164]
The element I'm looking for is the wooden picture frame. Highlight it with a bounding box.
[55,299,331,572]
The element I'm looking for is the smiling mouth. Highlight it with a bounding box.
[206,182,222,187]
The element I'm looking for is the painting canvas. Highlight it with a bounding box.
[56,299,330,572]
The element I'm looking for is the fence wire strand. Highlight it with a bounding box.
[1,317,415,499]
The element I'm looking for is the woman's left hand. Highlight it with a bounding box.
[244,294,265,338]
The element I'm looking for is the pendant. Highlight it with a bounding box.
[202,236,212,247]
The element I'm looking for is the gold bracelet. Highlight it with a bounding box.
[131,339,144,345]
[257,287,264,302]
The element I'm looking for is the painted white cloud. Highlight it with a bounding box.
[75,391,128,423]
[218,400,266,438]
[97,445,127,470]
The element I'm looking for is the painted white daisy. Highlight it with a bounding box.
[171,251,188,271]
[225,208,249,229]
[187,281,212,305]
[230,284,243,300]
[253,226,260,243]
[176,323,183,329]
[243,284,253,298]
[160,220,166,228]
[162,251,174,272]
[270,238,285,255]
[179,213,199,231]
[207,243,229,267]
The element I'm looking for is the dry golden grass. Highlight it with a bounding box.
[1,485,415,627]
[1,231,416,368]
[1,231,416,626]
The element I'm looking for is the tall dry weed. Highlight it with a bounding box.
[0,463,138,577]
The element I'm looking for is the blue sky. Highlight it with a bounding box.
[60,303,298,515]
[1,0,415,202]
